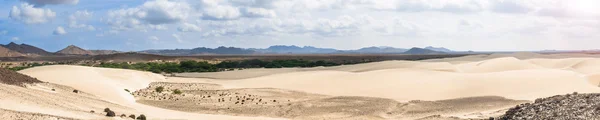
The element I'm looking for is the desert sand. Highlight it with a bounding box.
[2,53,600,119]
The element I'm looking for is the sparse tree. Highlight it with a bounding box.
[173,89,182,94]
[155,86,164,93]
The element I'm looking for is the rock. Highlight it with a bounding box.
[500,93,600,120]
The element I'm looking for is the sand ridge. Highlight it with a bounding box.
[15,65,284,120]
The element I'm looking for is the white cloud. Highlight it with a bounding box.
[9,3,56,24]
[148,25,168,30]
[11,37,20,41]
[201,5,242,20]
[490,0,533,14]
[21,0,78,6]
[178,23,201,32]
[53,26,67,35]
[149,36,160,41]
[148,36,160,44]
[0,30,7,35]
[172,34,183,43]
[241,7,276,18]
[68,10,96,31]
[87,26,96,31]
[107,0,192,26]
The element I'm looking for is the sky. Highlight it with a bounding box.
[0,0,600,52]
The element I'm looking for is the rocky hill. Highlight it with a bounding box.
[347,46,408,53]
[89,50,121,55]
[56,45,93,55]
[403,47,446,54]
[500,93,600,120]
[0,46,25,57]
[425,46,453,52]
[0,68,42,87]
[1,42,52,56]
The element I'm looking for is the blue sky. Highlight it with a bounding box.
[1,0,600,52]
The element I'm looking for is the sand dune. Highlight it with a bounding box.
[184,69,597,101]
[16,65,283,120]
[173,57,600,102]
[9,54,600,119]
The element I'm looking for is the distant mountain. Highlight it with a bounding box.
[89,50,121,55]
[190,46,255,55]
[253,45,338,54]
[403,47,446,54]
[140,46,255,55]
[424,46,452,52]
[0,46,25,57]
[56,45,94,55]
[345,46,408,53]
[139,49,191,56]
[1,42,52,56]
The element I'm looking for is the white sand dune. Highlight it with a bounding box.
[8,54,600,119]
[172,56,600,102]
[185,68,597,101]
[16,65,283,120]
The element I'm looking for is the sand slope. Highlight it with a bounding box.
[17,65,283,120]
[173,57,600,102]
[10,55,600,119]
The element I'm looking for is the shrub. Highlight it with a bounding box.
[51,88,55,91]
[155,86,164,93]
[120,114,126,117]
[104,108,110,112]
[106,110,115,117]
[173,89,182,94]
[129,114,136,119]
[137,114,146,120]
[73,89,79,93]
[124,89,130,92]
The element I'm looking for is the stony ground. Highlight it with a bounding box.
[0,108,76,120]
[134,82,526,120]
[0,68,42,87]
[499,92,600,120]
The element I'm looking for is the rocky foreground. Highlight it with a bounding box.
[500,92,600,120]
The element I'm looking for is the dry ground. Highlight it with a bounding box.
[134,82,527,119]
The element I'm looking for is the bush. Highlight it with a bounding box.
[104,108,111,112]
[129,114,136,119]
[106,110,115,117]
[124,89,130,92]
[173,89,182,94]
[137,114,146,120]
[73,89,79,93]
[155,86,164,93]
[120,114,126,117]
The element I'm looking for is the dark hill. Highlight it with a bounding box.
[403,47,446,54]
[91,52,172,62]
[56,45,93,55]
[0,68,43,87]
[1,42,52,56]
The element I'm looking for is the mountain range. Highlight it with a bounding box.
[139,45,454,55]
[0,42,454,57]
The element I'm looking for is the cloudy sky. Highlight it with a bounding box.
[0,0,599,52]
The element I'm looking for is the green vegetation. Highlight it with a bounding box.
[96,59,346,73]
[7,62,54,71]
[155,86,164,93]
[173,89,182,94]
